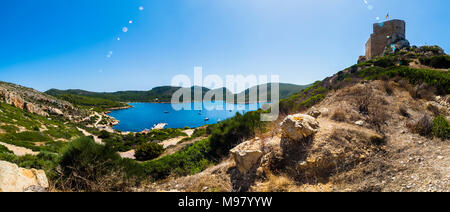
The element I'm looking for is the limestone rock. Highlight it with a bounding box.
[2,91,25,109]
[48,107,64,116]
[280,114,319,141]
[230,139,264,174]
[0,160,49,192]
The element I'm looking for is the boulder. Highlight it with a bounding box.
[280,114,319,141]
[0,160,49,192]
[230,139,264,174]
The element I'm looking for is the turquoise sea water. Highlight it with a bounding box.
[108,101,267,132]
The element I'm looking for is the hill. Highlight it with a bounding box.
[45,83,310,104]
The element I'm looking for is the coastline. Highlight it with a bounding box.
[104,105,134,114]
[104,100,270,133]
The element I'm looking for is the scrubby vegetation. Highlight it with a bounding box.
[56,137,144,191]
[280,47,450,114]
[142,111,265,180]
[98,128,187,152]
[432,115,450,140]
[0,144,12,154]
[419,55,450,69]
[134,142,164,161]
[143,138,213,180]
[0,102,82,152]
[280,81,328,113]
[0,150,60,179]
[407,114,449,140]
[178,128,207,144]
[54,94,128,112]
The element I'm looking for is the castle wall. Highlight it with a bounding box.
[365,19,406,58]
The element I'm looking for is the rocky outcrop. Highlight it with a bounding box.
[0,82,86,120]
[24,102,48,116]
[230,136,281,174]
[280,114,319,141]
[48,107,63,116]
[1,88,25,109]
[230,138,264,174]
[1,88,50,117]
[0,160,49,192]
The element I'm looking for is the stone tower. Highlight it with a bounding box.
[365,19,410,59]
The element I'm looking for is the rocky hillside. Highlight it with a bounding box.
[142,46,449,192]
[0,81,88,121]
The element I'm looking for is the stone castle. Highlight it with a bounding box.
[364,19,410,59]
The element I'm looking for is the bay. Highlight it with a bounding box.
[108,101,268,132]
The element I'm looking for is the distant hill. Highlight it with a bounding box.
[45,83,311,104]
[237,83,311,102]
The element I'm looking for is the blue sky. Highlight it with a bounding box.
[0,0,448,92]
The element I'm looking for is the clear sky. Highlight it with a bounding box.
[0,0,448,92]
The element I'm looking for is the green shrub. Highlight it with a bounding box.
[134,142,164,161]
[432,115,450,139]
[0,144,12,154]
[0,150,60,179]
[420,55,450,69]
[301,94,325,108]
[209,111,264,156]
[45,126,80,139]
[359,66,449,94]
[4,131,51,142]
[374,57,395,68]
[57,137,144,191]
[430,55,450,69]
[142,111,264,180]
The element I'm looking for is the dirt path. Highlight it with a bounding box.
[77,127,103,145]
[159,129,195,149]
[94,112,102,126]
[119,149,135,160]
[0,142,39,156]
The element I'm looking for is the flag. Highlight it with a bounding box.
[386,13,389,20]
